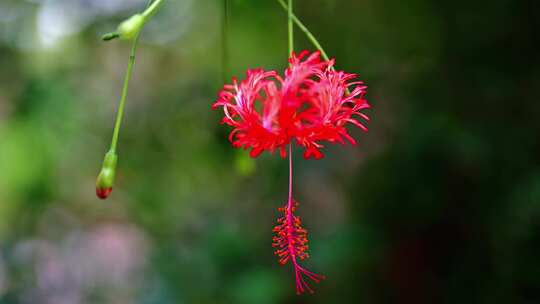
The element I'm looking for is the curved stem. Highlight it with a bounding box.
[277,0,330,62]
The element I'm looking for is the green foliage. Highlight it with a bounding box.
[0,0,538,303]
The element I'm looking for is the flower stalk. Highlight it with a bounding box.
[288,0,294,56]
[276,0,349,95]
[96,0,165,199]
[277,0,330,62]
[142,0,165,20]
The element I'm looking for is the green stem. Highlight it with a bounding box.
[142,0,165,20]
[277,0,349,94]
[110,0,163,153]
[110,33,140,153]
[277,0,330,62]
[288,0,294,55]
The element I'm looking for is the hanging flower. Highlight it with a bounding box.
[213,51,369,159]
[213,50,370,294]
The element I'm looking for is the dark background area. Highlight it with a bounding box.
[0,0,539,303]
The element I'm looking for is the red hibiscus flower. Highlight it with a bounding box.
[213,51,369,159]
[213,50,370,294]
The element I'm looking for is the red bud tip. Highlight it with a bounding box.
[96,187,113,199]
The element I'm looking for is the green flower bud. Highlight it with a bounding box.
[96,151,118,199]
[102,32,120,41]
[118,14,145,40]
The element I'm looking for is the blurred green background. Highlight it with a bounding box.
[1,0,540,303]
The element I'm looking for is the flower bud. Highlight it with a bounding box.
[102,32,120,41]
[118,14,145,40]
[96,151,118,199]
